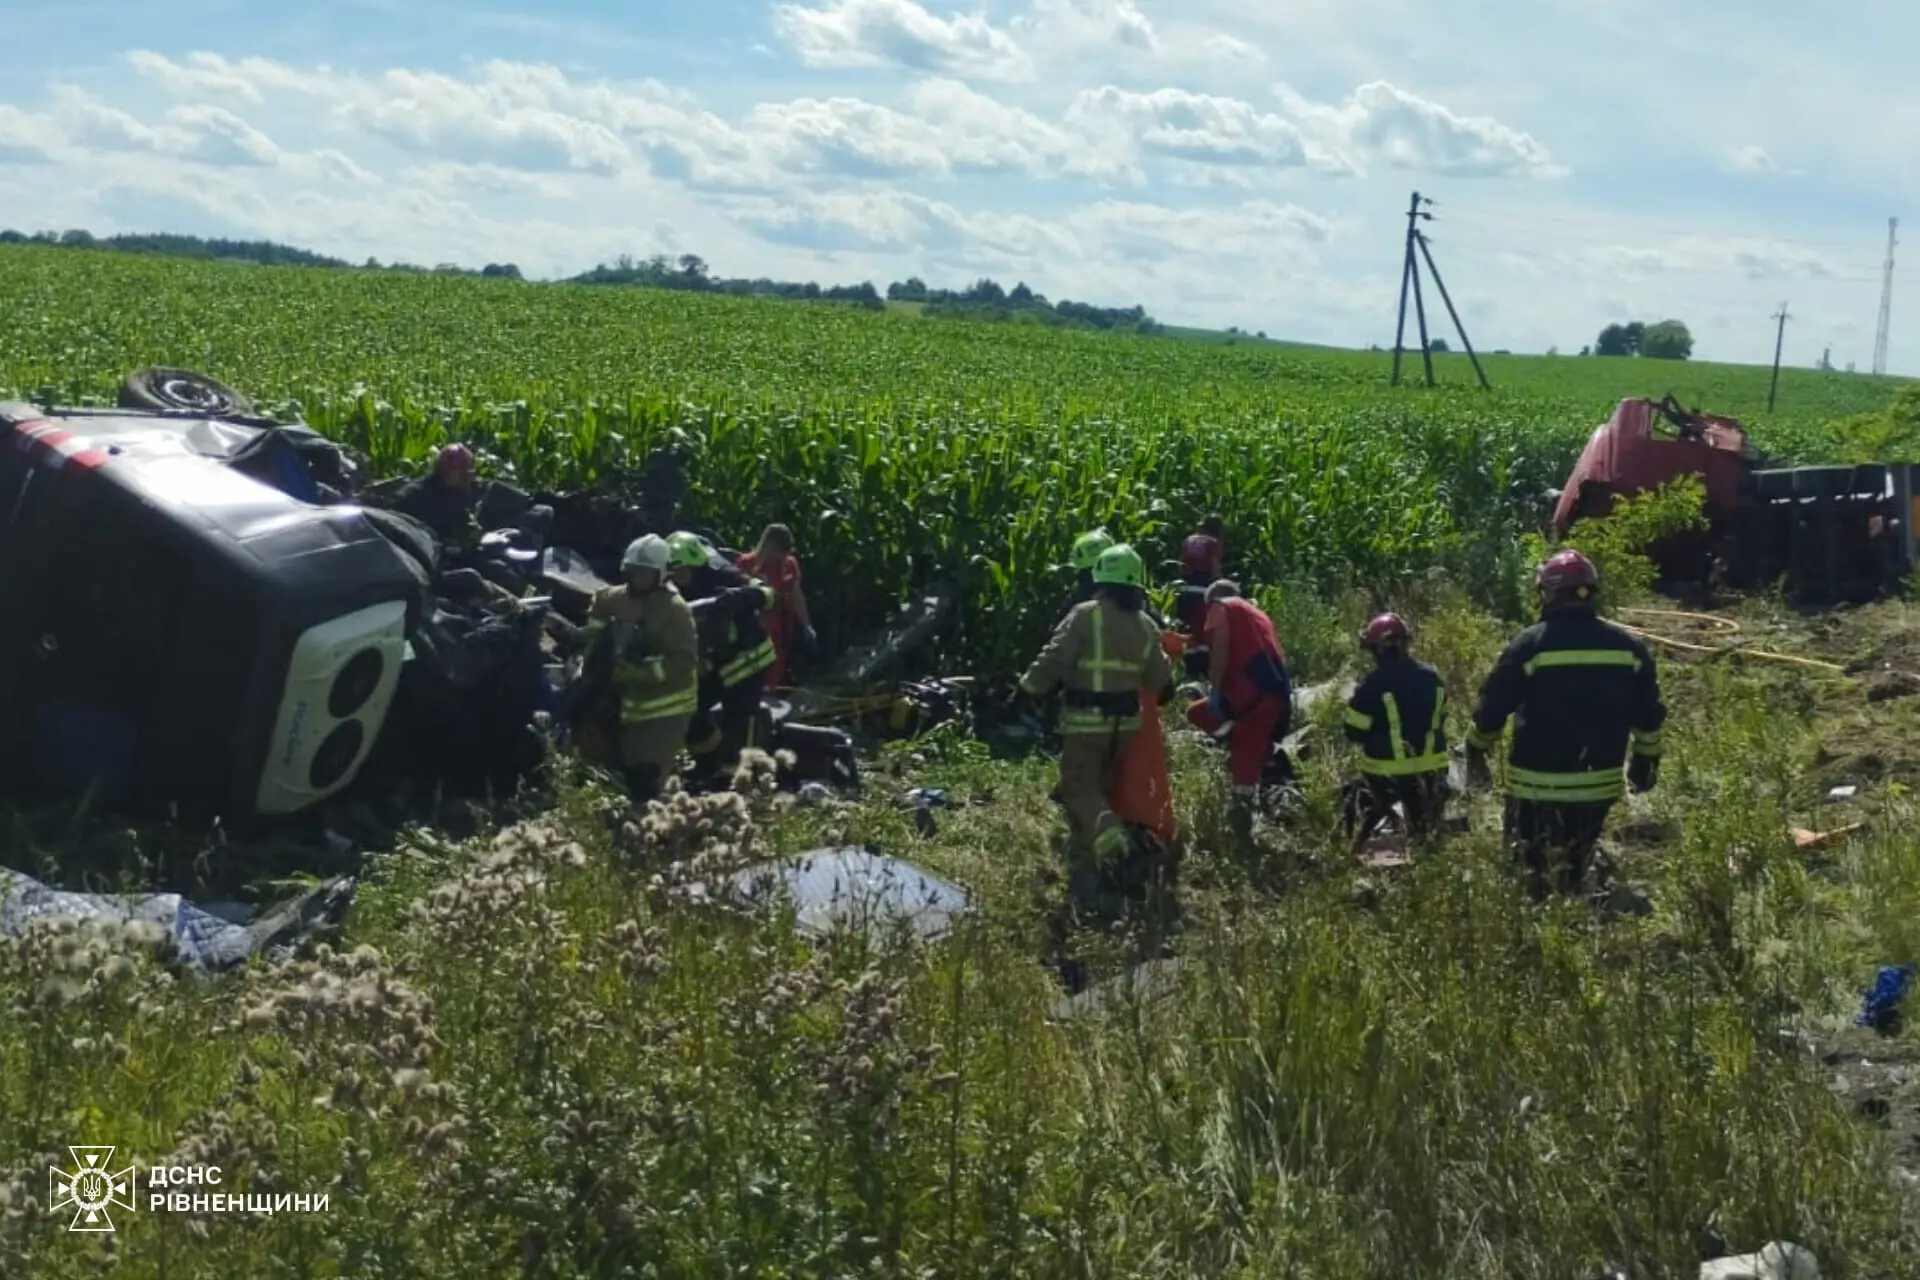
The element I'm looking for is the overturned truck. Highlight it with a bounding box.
[0,369,571,825]
[0,396,421,822]
[1553,396,1919,603]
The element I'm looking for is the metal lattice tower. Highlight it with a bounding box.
[1872,217,1897,375]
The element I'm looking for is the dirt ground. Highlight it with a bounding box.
[1620,596,1920,1200]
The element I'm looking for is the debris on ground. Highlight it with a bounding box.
[728,846,971,943]
[903,787,950,836]
[1826,785,1858,803]
[1619,816,1681,846]
[1594,882,1654,918]
[1048,957,1180,1021]
[0,867,353,972]
[1865,670,1920,702]
[1857,964,1915,1035]
[1356,834,1411,871]
[1791,823,1866,852]
[1697,1241,1819,1279]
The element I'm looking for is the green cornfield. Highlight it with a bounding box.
[0,243,1901,669]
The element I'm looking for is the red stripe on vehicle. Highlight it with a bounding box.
[63,448,109,470]
[9,419,53,454]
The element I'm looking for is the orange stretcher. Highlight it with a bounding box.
[1110,686,1177,846]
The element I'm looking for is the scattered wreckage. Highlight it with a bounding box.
[1552,396,1918,603]
[0,368,974,830]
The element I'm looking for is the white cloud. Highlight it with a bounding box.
[1573,236,1853,282]
[1276,80,1558,177]
[772,0,1033,80]
[1017,0,1158,53]
[1722,144,1775,175]
[301,148,377,184]
[18,42,1892,366]
[29,87,286,169]
[0,104,62,162]
[165,104,281,167]
[118,50,1546,192]
[1066,85,1342,174]
[1202,33,1266,64]
[341,67,634,173]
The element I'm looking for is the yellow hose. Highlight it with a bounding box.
[1615,607,1849,674]
[1619,608,1741,633]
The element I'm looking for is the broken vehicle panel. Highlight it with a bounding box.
[0,402,420,821]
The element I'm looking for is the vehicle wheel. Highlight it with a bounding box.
[116,367,258,418]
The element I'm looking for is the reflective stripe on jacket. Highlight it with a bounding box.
[682,564,778,687]
[1465,607,1665,803]
[1020,598,1174,735]
[588,583,700,725]
[1345,656,1448,776]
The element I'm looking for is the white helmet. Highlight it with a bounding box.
[621,534,670,574]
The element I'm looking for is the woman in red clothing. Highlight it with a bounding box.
[736,523,815,688]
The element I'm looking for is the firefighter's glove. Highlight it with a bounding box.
[797,625,819,654]
[1628,754,1659,794]
[1465,745,1493,790]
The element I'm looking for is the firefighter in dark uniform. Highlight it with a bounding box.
[1464,550,1665,898]
[667,531,779,783]
[1342,612,1450,845]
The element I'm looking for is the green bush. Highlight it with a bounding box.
[1520,475,1708,613]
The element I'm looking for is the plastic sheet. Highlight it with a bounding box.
[730,846,970,943]
[1,867,260,971]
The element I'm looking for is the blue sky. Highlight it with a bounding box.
[0,0,1913,370]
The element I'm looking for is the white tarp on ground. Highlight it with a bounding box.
[1699,1242,1819,1279]
[0,868,353,972]
[730,846,970,943]
[0,867,258,970]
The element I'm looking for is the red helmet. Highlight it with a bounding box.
[1360,613,1411,651]
[1536,549,1599,604]
[433,442,475,481]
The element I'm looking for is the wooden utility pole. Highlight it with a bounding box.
[1768,302,1790,411]
[1390,191,1426,387]
[1390,192,1490,389]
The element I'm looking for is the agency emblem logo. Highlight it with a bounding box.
[49,1146,137,1232]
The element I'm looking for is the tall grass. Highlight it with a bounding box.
[3,590,1918,1276]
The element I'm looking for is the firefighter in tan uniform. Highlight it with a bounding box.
[1020,544,1175,872]
[583,534,700,802]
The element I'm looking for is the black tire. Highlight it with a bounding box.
[117,367,258,418]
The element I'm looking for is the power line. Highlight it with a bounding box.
[1421,234,1883,284]
[1425,199,1883,253]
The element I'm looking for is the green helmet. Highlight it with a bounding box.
[1070,528,1115,571]
[1091,543,1146,589]
[665,531,708,568]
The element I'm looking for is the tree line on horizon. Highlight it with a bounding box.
[1,229,1162,335]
